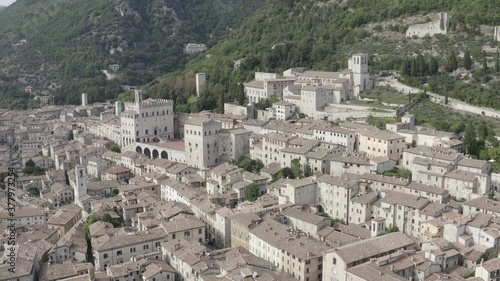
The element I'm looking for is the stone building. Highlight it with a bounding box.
[120,90,174,147]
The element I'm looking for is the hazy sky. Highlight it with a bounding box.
[0,0,16,6]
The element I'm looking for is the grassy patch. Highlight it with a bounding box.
[360,86,411,105]
[366,116,400,129]
[410,100,500,135]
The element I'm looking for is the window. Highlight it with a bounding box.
[117,250,122,256]
[103,254,108,259]
[198,229,202,234]
[172,233,176,239]
[143,245,149,250]
[130,248,136,253]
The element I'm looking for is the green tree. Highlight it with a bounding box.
[24,159,35,175]
[102,213,122,228]
[400,60,409,75]
[219,91,225,114]
[83,214,99,234]
[446,51,458,72]
[245,184,260,201]
[291,159,303,178]
[304,163,313,177]
[496,51,499,73]
[110,143,121,153]
[482,56,488,76]
[280,167,295,179]
[33,166,46,176]
[463,123,479,156]
[385,224,400,233]
[417,54,427,75]
[410,59,417,76]
[463,49,472,70]
[270,96,280,103]
[28,187,40,197]
[429,57,439,75]
[238,83,245,106]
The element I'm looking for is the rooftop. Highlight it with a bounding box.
[327,232,415,264]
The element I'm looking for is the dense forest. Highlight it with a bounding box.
[0,0,265,108]
[0,0,499,110]
[148,0,500,112]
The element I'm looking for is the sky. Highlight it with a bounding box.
[0,0,16,6]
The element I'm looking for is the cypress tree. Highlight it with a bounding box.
[410,59,417,76]
[238,83,245,105]
[219,92,225,114]
[462,123,478,156]
[446,51,458,72]
[463,49,472,70]
[429,57,439,75]
[496,51,500,73]
[482,56,488,76]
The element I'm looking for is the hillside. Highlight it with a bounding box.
[148,0,500,112]
[0,0,264,108]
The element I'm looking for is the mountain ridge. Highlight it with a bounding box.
[0,0,265,108]
[146,0,499,112]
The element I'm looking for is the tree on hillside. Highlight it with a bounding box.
[446,51,458,72]
[482,56,488,76]
[238,83,245,105]
[429,57,439,75]
[400,60,410,75]
[219,91,225,114]
[245,184,260,202]
[496,51,499,73]
[417,54,427,75]
[410,59,417,76]
[463,123,479,156]
[463,49,472,70]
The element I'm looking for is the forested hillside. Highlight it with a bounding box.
[148,0,500,112]
[0,0,264,108]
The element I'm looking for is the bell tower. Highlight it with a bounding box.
[349,53,370,98]
[74,165,87,207]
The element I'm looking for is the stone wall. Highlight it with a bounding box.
[224,103,249,117]
[406,12,448,38]
[318,104,397,121]
[380,78,500,120]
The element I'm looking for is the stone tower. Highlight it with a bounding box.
[196,73,207,97]
[74,165,87,207]
[349,53,370,98]
[81,93,88,107]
